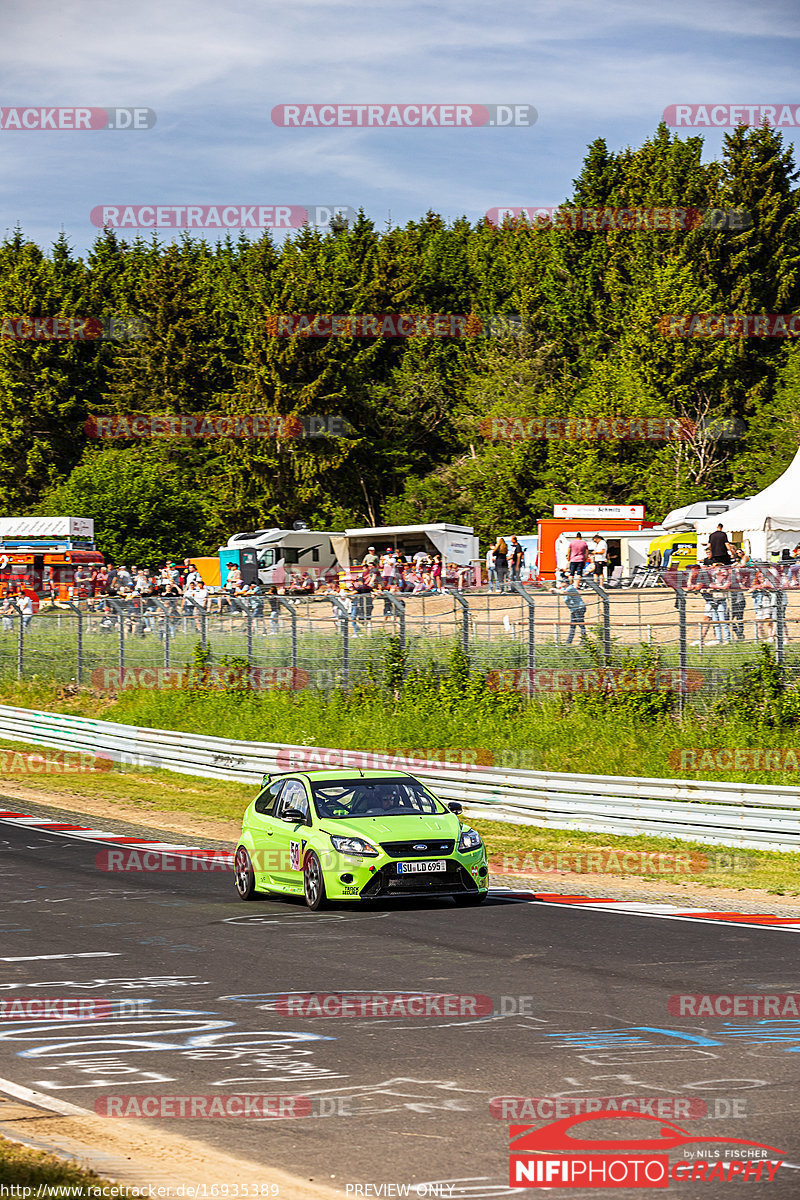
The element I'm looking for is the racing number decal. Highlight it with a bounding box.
[290,840,301,871]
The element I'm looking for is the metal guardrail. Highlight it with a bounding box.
[0,705,799,851]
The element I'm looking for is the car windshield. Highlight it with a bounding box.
[311,777,446,819]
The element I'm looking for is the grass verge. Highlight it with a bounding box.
[0,1133,126,1194]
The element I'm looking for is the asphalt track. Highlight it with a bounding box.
[1,820,800,1198]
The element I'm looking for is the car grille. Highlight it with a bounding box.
[360,862,477,899]
[379,839,455,858]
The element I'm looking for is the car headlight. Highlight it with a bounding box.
[458,828,483,853]
[330,835,380,857]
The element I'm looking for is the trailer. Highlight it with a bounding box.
[334,524,480,583]
[218,528,344,588]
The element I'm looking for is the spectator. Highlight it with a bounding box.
[589,533,608,582]
[708,523,734,565]
[509,536,524,582]
[686,562,715,646]
[752,569,775,641]
[709,565,731,644]
[559,576,587,645]
[486,543,497,593]
[493,538,509,593]
[380,547,396,589]
[224,561,242,594]
[1,596,15,632]
[431,554,443,593]
[729,553,748,641]
[362,545,379,570]
[117,565,133,590]
[267,586,280,634]
[184,563,201,589]
[186,580,208,633]
[567,532,589,578]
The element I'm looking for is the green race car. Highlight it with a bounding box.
[234,769,489,910]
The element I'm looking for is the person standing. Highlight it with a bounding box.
[268,586,280,634]
[709,564,732,644]
[362,545,379,570]
[589,533,608,582]
[493,538,509,593]
[708,524,734,565]
[509,537,524,582]
[729,553,748,641]
[486,543,497,593]
[560,576,587,645]
[567,532,590,578]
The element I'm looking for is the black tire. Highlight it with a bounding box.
[303,850,328,911]
[234,846,258,901]
[453,890,488,906]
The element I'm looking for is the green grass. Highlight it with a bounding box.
[0,1134,128,1194]
[3,672,800,788]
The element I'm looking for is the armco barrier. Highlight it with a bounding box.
[0,705,798,851]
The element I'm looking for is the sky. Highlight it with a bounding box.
[1,0,799,256]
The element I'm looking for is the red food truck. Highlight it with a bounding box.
[0,517,103,607]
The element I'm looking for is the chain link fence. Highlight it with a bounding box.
[1,573,798,702]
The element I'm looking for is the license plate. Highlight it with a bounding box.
[397,860,447,874]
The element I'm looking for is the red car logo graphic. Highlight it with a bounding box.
[510,1110,784,1156]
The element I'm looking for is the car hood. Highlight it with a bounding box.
[318,813,463,843]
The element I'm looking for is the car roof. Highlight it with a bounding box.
[271,769,417,783]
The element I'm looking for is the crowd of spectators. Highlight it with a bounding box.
[0,548,475,639]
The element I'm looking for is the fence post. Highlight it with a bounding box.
[65,602,83,685]
[117,599,125,679]
[380,593,406,662]
[276,598,298,680]
[444,588,469,659]
[329,596,350,689]
[582,577,610,662]
[14,603,23,681]
[147,598,173,673]
[246,608,253,668]
[660,571,688,717]
[776,588,786,666]
[510,582,535,695]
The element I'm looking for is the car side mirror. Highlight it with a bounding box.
[281,807,307,823]
[447,802,463,815]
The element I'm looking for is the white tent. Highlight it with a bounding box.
[695,447,800,560]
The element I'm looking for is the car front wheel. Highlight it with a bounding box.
[234,846,258,901]
[304,851,328,911]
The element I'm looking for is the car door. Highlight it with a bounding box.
[270,780,312,889]
[248,779,285,888]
